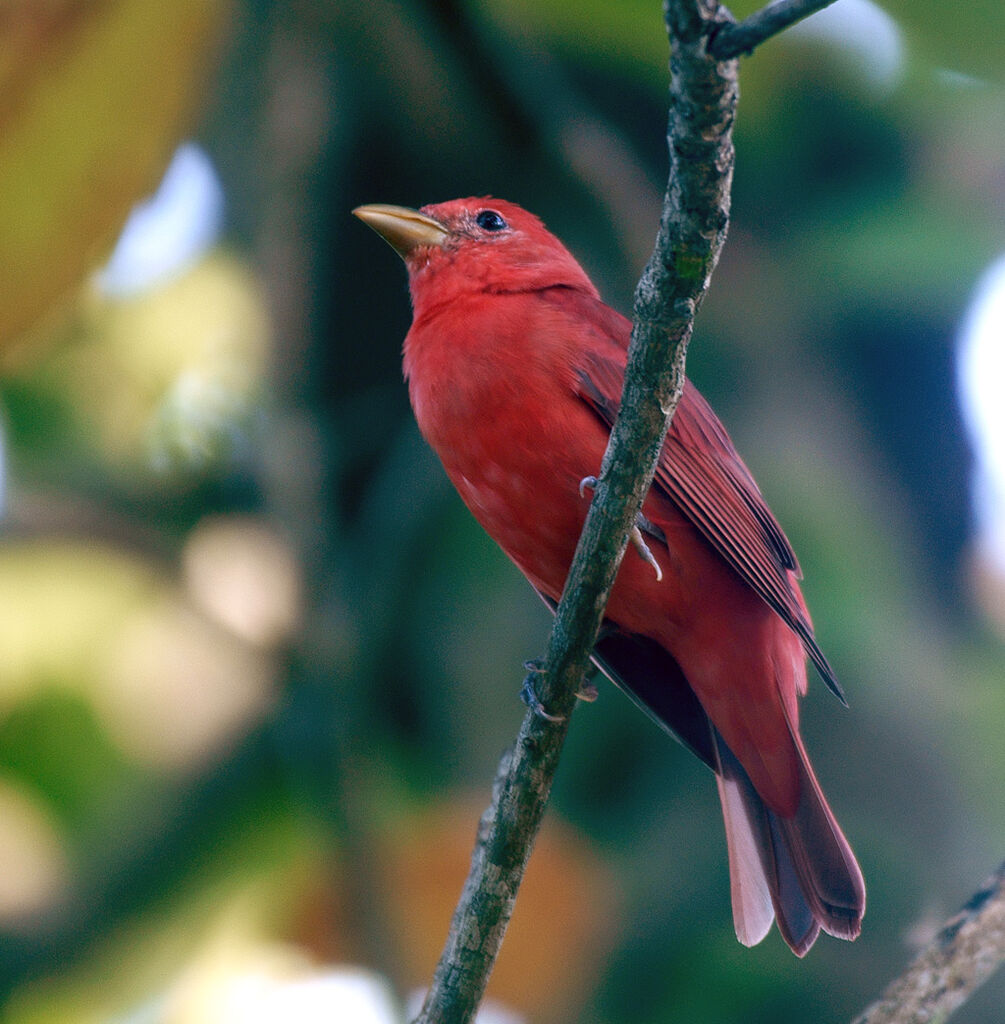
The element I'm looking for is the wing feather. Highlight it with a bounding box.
[546,287,844,703]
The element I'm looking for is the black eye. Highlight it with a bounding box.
[475,209,508,232]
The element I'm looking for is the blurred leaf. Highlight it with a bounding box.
[5,814,329,1024]
[379,796,618,1024]
[796,200,1001,313]
[472,0,667,82]
[878,0,1005,79]
[7,251,270,483]
[0,691,136,835]
[0,541,275,775]
[476,0,1005,83]
[0,0,229,351]
[0,779,68,926]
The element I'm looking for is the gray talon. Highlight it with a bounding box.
[579,473,662,580]
[520,666,565,723]
[630,524,663,582]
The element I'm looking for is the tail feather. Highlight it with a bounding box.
[714,754,774,948]
[777,731,866,940]
[767,812,821,956]
[579,626,864,954]
[713,729,864,955]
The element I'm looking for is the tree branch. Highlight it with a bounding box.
[850,862,1005,1024]
[412,2,737,1021]
[708,0,840,60]
[409,5,1005,1024]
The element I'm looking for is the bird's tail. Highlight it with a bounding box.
[712,727,866,956]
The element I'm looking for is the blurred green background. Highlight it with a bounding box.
[0,1,1002,1022]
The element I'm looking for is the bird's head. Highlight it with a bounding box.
[353,197,598,316]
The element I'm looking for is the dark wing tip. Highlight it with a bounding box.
[806,639,848,707]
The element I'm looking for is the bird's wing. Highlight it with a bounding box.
[543,287,844,703]
[535,589,717,768]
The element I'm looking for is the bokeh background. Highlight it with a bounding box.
[0,1,1002,1022]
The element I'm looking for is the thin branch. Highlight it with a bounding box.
[850,862,1005,1024]
[412,2,738,1021]
[410,3,1005,1023]
[708,0,840,60]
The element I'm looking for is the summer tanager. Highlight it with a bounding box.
[354,197,865,955]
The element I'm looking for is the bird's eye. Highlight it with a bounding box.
[475,209,508,232]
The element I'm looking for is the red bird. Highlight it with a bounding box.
[354,197,865,955]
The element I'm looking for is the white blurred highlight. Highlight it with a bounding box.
[101,597,274,771]
[183,518,302,648]
[99,143,224,297]
[789,0,904,89]
[958,254,1005,575]
[208,968,401,1024]
[133,932,403,1024]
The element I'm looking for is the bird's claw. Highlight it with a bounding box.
[523,650,599,708]
[579,474,663,582]
[521,661,565,723]
[630,524,663,582]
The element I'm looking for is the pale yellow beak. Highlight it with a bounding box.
[352,204,449,257]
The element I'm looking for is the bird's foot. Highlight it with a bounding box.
[578,475,663,582]
[520,660,565,723]
[629,524,663,582]
[522,660,598,711]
